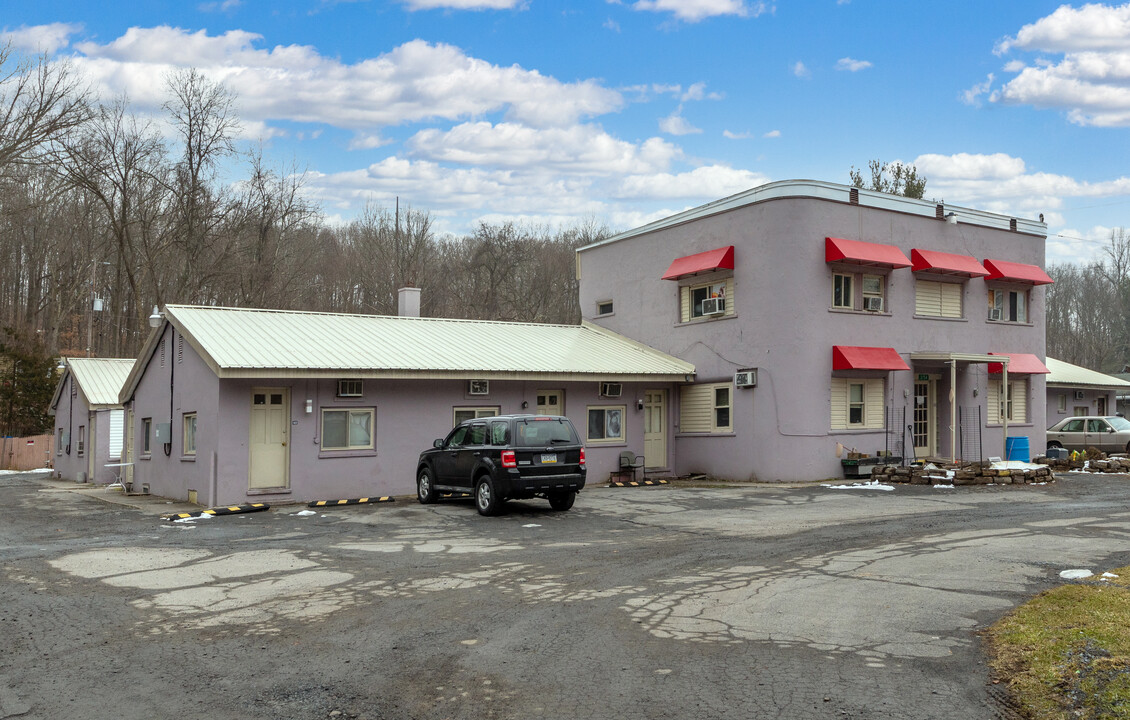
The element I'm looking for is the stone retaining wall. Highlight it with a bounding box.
[870,463,1054,486]
[1036,456,1130,473]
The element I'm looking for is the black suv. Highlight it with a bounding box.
[416,414,586,515]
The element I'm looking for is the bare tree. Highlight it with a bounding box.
[0,44,90,172]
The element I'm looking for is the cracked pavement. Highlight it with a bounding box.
[2,471,1129,719]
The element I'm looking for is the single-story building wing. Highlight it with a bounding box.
[119,302,695,506]
[1045,357,1130,422]
[49,357,135,484]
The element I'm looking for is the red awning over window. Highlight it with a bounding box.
[983,259,1053,285]
[832,345,911,372]
[661,245,735,280]
[826,237,912,269]
[987,352,1051,374]
[911,249,988,277]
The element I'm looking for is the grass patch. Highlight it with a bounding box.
[987,566,1130,718]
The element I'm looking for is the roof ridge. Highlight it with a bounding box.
[166,304,585,329]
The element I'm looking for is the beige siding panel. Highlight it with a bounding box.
[988,380,1001,423]
[940,282,962,318]
[916,281,942,316]
[1013,378,1028,423]
[830,377,847,430]
[864,378,884,429]
[724,277,735,317]
[680,286,691,323]
[680,384,713,433]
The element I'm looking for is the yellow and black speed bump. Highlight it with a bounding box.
[161,503,270,520]
[608,479,669,488]
[307,496,394,508]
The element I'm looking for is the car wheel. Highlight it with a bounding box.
[548,491,575,511]
[475,477,500,516]
[417,467,437,504]
[1047,441,1063,450]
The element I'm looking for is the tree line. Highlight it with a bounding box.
[0,48,606,434]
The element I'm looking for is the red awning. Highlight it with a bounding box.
[832,345,911,372]
[661,246,735,280]
[987,352,1051,374]
[983,258,1053,285]
[911,249,988,277]
[826,237,912,269]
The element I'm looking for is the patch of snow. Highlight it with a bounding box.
[931,484,955,489]
[1060,569,1093,580]
[293,510,317,516]
[990,460,1044,471]
[1103,572,1119,578]
[522,524,541,528]
[822,481,894,492]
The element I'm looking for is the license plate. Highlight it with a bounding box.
[540,453,557,464]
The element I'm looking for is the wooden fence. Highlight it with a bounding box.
[0,434,54,471]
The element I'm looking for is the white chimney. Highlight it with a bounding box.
[398,287,421,317]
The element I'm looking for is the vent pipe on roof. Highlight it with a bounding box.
[398,287,421,317]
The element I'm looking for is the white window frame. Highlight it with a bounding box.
[988,288,1028,323]
[832,273,854,309]
[320,408,375,451]
[848,382,866,426]
[142,417,152,455]
[861,274,884,310]
[596,300,614,316]
[183,413,197,456]
[77,425,85,456]
[690,281,727,319]
[337,379,363,398]
[587,405,626,444]
[56,427,63,456]
[1058,393,1067,412]
[453,407,499,426]
[713,386,732,432]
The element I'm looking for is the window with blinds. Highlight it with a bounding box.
[915,280,963,318]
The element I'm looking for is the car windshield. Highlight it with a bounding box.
[1108,416,1130,431]
[515,418,579,447]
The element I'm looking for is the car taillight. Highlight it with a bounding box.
[501,450,517,468]
[579,447,585,466]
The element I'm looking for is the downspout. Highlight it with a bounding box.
[950,360,957,463]
[1002,360,1009,459]
[165,328,175,457]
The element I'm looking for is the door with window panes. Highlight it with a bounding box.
[537,390,563,416]
[643,390,667,469]
[249,388,290,489]
[913,376,936,459]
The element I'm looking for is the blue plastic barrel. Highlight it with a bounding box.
[1005,436,1030,462]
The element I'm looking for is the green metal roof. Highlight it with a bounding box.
[1046,357,1130,389]
[148,305,695,383]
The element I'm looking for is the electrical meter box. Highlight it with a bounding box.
[154,422,172,443]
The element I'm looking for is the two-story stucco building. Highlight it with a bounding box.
[577,180,1051,481]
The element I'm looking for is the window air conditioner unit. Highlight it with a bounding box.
[1075,390,1085,400]
[863,296,883,312]
[701,297,725,316]
[600,382,623,398]
[734,369,758,388]
[468,380,490,396]
[988,308,1002,321]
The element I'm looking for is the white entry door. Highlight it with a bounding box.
[643,389,667,469]
[249,387,290,489]
[913,376,936,459]
[537,389,563,415]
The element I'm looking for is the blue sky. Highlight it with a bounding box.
[4,1,1130,264]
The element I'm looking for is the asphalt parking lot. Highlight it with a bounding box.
[3,470,1130,719]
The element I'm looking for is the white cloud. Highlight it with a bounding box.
[792,61,810,78]
[628,0,772,22]
[604,18,621,31]
[723,129,752,139]
[400,0,526,9]
[659,107,701,135]
[348,132,392,150]
[1,22,82,53]
[67,27,623,131]
[615,165,770,199]
[835,57,872,72]
[990,5,1130,126]
[763,129,780,138]
[961,74,994,106]
[406,121,681,174]
[915,152,1027,180]
[198,0,242,12]
[996,3,1130,54]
